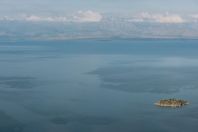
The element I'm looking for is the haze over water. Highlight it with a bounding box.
[0,39,198,132]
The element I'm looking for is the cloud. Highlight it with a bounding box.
[191,14,198,19]
[130,12,185,23]
[0,12,193,24]
[25,15,53,22]
[0,10,103,23]
[24,15,68,22]
[0,16,15,21]
[190,14,198,22]
[73,10,103,22]
[24,10,103,23]
[0,15,68,22]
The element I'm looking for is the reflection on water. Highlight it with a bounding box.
[0,40,198,132]
[0,77,37,89]
[89,57,198,94]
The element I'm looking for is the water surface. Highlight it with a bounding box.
[0,39,198,132]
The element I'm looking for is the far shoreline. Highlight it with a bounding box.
[1,37,198,43]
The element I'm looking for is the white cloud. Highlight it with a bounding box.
[190,14,198,22]
[24,10,103,23]
[2,12,197,24]
[191,14,198,19]
[130,12,185,23]
[25,15,44,22]
[24,15,69,22]
[0,10,103,23]
[73,10,103,22]
[0,15,69,22]
[0,16,15,21]
[155,14,184,23]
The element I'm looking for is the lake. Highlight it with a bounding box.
[0,39,198,132]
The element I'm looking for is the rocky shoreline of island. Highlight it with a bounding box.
[155,99,189,107]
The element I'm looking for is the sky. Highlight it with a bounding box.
[1,0,198,40]
[0,0,198,23]
[1,0,198,15]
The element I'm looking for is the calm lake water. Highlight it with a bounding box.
[0,39,198,132]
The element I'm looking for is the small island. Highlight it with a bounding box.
[155,99,189,107]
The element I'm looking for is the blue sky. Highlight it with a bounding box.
[0,0,198,15]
